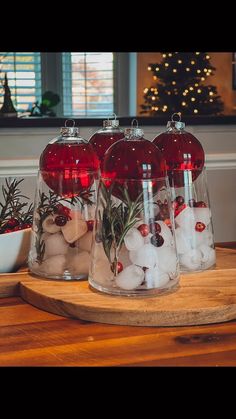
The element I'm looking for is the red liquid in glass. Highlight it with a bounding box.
[102,137,166,201]
[40,142,99,197]
[153,131,205,188]
[89,132,124,166]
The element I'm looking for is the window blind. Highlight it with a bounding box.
[0,52,41,113]
[62,52,114,117]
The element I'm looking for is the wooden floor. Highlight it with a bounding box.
[1,295,236,366]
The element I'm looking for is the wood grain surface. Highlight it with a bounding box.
[1,247,236,327]
[0,246,236,366]
[1,296,236,366]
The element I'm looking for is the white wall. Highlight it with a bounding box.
[0,125,236,243]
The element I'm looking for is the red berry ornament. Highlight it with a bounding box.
[195,201,207,208]
[175,196,185,206]
[102,124,166,202]
[195,222,206,232]
[55,215,67,226]
[138,224,150,237]
[111,261,123,274]
[150,222,161,234]
[6,218,19,229]
[153,114,205,187]
[174,203,187,217]
[151,233,164,247]
[40,122,99,198]
[89,116,124,166]
[86,220,94,231]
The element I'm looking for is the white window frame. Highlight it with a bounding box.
[40,52,136,118]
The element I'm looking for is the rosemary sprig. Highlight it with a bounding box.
[70,187,95,209]
[0,178,33,231]
[99,182,144,275]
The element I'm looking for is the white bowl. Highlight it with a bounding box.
[0,228,31,273]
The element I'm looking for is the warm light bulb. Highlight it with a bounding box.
[152,106,155,110]
[197,89,202,93]
[191,97,196,101]
[194,109,198,113]
[201,77,205,81]
[144,88,148,93]
[172,81,176,85]
[196,52,200,55]
[204,68,208,72]
[153,76,157,80]
[165,63,169,67]
[186,68,190,71]
[183,92,186,96]
[206,55,210,59]
[163,108,167,112]
[189,87,194,91]
[178,59,182,64]
[182,101,186,106]
[209,99,213,102]
[155,67,159,71]
[173,69,177,73]
[209,91,214,96]
[185,89,189,93]
[195,83,199,87]
[168,53,172,57]
[163,54,167,58]
[151,88,154,91]
[191,60,195,65]
[208,69,212,73]
[154,107,159,111]
[167,91,171,95]
[197,69,201,73]
[152,96,156,100]
[148,66,152,71]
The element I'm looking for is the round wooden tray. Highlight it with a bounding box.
[18,247,236,327]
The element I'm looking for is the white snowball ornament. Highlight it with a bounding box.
[129,243,157,268]
[199,244,216,267]
[175,228,192,254]
[115,265,144,290]
[180,248,202,270]
[68,251,91,275]
[44,232,69,258]
[156,246,178,274]
[145,267,170,289]
[124,228,144,251]
[39,254,67,276]
[193,208,211,226]
[175,206,195,232]
[42,214,61,234]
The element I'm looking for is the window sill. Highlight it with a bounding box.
[1,115,236,128]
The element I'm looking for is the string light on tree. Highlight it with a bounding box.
[141,52,224,116]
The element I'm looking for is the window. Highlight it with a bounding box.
[0,52,41,112]
[62,52,114,117]
[0,52,133,118]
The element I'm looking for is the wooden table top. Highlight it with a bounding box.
[1,243,236,367]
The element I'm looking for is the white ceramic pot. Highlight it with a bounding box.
[0,228,31,273]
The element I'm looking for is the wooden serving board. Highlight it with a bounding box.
[1,247,236,327]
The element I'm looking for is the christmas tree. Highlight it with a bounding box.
[141,52,224,116]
